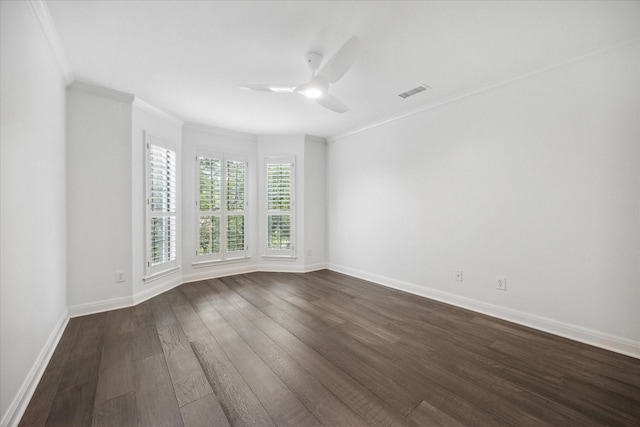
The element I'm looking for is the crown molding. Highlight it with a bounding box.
[304,134,327,144]
[183,121,258,142]
[328,37,640,143]
[133,97,184,126]
[67,81,135,104]
[26,0,73,84]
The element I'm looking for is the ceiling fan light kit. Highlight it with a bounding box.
[300,86,323,99]
[298,76,329,99]
[239,36,362,113]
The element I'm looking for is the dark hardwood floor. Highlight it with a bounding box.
[19,270,640,426]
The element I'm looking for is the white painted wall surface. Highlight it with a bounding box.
[0,2,68,424]
[66,85,134,309]
[304,136,328,269]
[327,43,640,353]
[181,123,258,282]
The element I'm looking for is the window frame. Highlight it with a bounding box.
[264,155,296,258]
[145,132,179,279]
[194,151,249,264]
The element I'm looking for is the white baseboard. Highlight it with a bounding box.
[301,262,329,273]
[257,262,328,273]
[1,309,68,427]
[65,262,328,318]
[133,275,184,306]
[182,264,257,285]
[66,280,184,318]
[328,263,640,360]
[67,295,133,318]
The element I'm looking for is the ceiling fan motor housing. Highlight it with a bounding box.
[305,52,322,74]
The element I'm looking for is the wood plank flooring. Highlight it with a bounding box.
[19,270,640,426]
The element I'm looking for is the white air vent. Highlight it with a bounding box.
[398,84,430,99]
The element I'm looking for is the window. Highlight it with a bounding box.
[265,156,295,256]
[145,133,178,278]
[196,153,248,262]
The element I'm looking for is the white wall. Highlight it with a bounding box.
[66,95,327,308]
[66,83,134,311]
[304,136,327,269]
[182,123,258,282]
[66,88,185,311]
[0,1,68,424]
[327,42,640,355]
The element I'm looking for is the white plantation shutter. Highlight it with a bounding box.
[146,134,178,277]
[266,157,295,255]
[196,153,247,262]
[198,157,222,257]
[225,159,246,254]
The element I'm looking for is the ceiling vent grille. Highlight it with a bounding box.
[398,84,430,99]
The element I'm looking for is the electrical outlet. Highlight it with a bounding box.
[307,248,312,256]
[496,276,506,291]
[115,270,125,283]
[455,269,463,282]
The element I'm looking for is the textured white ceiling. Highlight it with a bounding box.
[46,1,639,138]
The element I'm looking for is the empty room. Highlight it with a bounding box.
[1,1,639,426]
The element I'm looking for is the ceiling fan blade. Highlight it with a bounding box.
[238,84,296,93]
[316,93,349,113]
[317,36,362,83]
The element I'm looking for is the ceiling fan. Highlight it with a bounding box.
[239,36,362,113]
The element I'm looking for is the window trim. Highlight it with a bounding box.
[263,155,296,258]
[194,150,249,264]
[144,132,179,279]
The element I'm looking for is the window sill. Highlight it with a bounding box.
[144,266,181,284]
[191,256,251,269]
[261,255,297,261]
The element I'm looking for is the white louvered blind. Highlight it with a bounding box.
[266,159,294,252]
[147,142,177,271]
[196,154,247,261]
